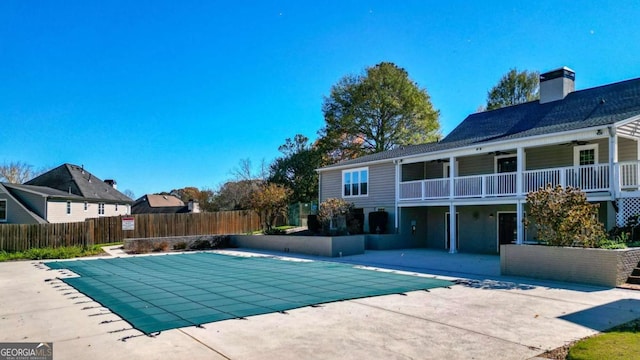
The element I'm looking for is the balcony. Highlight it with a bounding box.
[399,163,616,201]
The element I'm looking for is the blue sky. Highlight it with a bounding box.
[2,1,640,198]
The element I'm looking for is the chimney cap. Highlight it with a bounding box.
[540,66,575,82]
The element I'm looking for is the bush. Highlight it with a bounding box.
[526,185,605,247]
[318,198,354,235]
[173,242,188,250]
[152,241,169,252]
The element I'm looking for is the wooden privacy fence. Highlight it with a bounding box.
[0,210,261,252]
[0,222,94,252]
[91,211,261,244]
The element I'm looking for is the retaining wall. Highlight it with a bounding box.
[500,244,640,287]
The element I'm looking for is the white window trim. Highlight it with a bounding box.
[573,144,599,167]
[494,155,518,173]
[115,204,118,212]
[0,199,7,222]
[442,161,459,178]
[66,201,72,215]
[342,167,369,198]
[84,201,88,212]
[98,203,105,216]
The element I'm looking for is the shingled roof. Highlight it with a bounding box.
[319,76,640,170]
[25,164,132,203]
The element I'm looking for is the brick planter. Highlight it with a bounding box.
[500,244,640,287]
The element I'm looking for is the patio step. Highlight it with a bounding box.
[626,261,640,285]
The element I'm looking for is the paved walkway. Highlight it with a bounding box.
[1,248,639,359]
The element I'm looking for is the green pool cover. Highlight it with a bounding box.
[46,253,452,334]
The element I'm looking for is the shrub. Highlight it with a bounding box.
[173,242,188,250]
[526,185,606,247]
[152,241,169,252]
[318,198,353,235]
[189,239,212,250]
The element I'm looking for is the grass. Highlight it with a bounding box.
[567,318,640,360]
[0,242,122,262]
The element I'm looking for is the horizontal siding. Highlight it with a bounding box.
[525,139,609,170]
[459,155,493,176]
[11,190,46,218]
[619,137,637,162]
[0,191,41,224]
[47,201,130,223]
[402,162,424,181]
[320,162,397,233]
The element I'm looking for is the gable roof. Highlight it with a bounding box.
[0,183,48,223]
[319,76,640,170]
[25,164,133,203]
[2,183,85,200]
[131,194,188,214]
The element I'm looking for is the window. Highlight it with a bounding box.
[0,200,6,222]
[115,204,118,212]
[573,144,598,166]
[98,203,105,215]
[343,168,368,197]
[84,202,88,211]
[66,201,71,215]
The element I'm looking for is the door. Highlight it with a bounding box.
[498,212,517,252]
[445,212,459,250]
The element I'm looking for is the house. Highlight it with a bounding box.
[0,163,132,224]
[131,194,200,214]
[317,67,640,254]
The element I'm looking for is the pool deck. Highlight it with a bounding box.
[1,248,639,359]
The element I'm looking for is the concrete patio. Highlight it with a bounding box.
[0,248,639,359]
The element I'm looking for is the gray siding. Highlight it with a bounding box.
[10,190,46,218]
[0,185,45,224]
[320,162,396,233]
[401,162,424,181]
[525,139,609,170]
[618,137,638,162]
[458,155,493,176]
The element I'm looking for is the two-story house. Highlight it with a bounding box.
[0,163,132,224]
[317,67,640,254]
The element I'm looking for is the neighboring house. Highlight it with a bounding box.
[0,163,132,224]
[317,67,640,254]
[131,194,200,214]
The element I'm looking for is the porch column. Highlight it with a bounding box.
[516,147,524,196]
[449,203,457,254]
[449,156,456,199]
[394,160,400,233]
[516,200,524,245]
[608,126,618,198]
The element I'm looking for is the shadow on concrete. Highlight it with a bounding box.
[225,248,614,293]
[558,298,640,331]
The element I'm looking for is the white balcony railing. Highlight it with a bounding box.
[399,164,612,201]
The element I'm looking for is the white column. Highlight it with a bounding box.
[516,147,524,196]
[394,160,400,233]
[608,127,618,198]
[516,200,524,245]
[449,156,456,199]
[449,203,457,254]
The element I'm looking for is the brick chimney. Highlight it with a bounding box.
[539,67,575,104]
[104,179,117,189]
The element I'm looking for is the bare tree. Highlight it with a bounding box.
[123,189,136,200]
[0,162,39,183]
